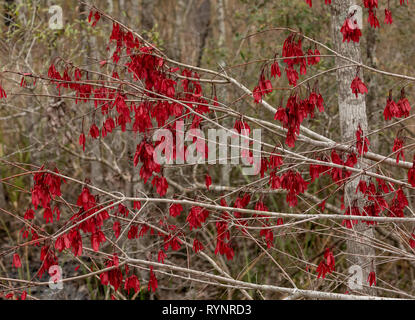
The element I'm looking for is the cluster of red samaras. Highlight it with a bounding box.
[351,80,412,124]
[18,166,169,295]
[350,75,368,98]
[7,4,415,299]
[253,33,321,105]
[384,89,411,121]
[266,37,323,150]
[10,155,159,295]
[17,166,65,280]
[356,125,370,155]
[46,14,216,200]
[341,178,409,229]
[99,254,157,295]
[274,89,324,148]
[316,247,377,287]
[316,248,335,279]
[306,0,408,42]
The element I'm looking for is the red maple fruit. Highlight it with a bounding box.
[193,238,204,253]
[364,0,378,9]
[100,254,123,292]
[205,174,212,190]
[356,125,370,155]
[67,229,83,256]
[187,206,209,230]
[252,72,273,103]
[392,137,405,163]
[340,18,362,43]
[285,66,299,86]
[133,201,141,210]
[350,76,368,98]
[356,180,368,194]
[89,124,100,139]
[127,225,138,239]
[368,9,380,28]
[5,293,14,299]
[24,208,35,220]
[384,9,393,24]
[169,203,183,217]
[342,205,360,229]
[0,83,7,99]
[270,61,281,78]
[307,48,321,65]
[91,230,106,251]
[409,234,415,249]
[12,253,22,268]
[164,233,182,252]
[158,250,167,263]
[38,245,58,278]
[408,156,415,187]
[324,248,335,271]
[388,188,408,218]
[79,133,86,151]
[148,267,158,292]
[55,234,69,252]
[269,153,283,169]
[384,91,400,120]
[361,203,380,226]
[316,248,335,279]
[234,119,251,134]
[367,271,376,287]
[152,176,168,197]
[124,275,140,294]
[260,227,274,249]
[397,88,411,117]
[260,157,269,178]
[280,170,308,207]
[31,166,63,212]
[316,262,328,279]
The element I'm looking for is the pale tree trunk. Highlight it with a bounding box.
[331,0,376,295]
[106,0,113,15]
[365,26,380,152]
[194,0,211,67]
[217,0,226,48]
[140,0,154,31]
[173,0,186,61]
[119,0,126,23]
[217,0,231,195]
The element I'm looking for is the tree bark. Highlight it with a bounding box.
[331,0,376,295]
[365,25,381,152]
[217,0,231,197]
[140,0,155,31]
[194,0,211,67]
[172,0,186,61]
